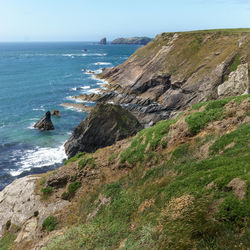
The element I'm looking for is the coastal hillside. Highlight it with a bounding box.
[86,29,250,124]
[1,94,249,249]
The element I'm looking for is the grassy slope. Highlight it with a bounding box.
[40,95,250,250]
[132,28,250,82]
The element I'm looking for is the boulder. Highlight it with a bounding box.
[64,103,143,158]
[51,110,61,117]
[100,38,107,45]
[218,63,249,97]
[34,111,54,130]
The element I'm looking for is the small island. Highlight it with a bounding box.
[111,36,152,45]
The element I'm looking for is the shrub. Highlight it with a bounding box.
[64,152,85,165]
[42,216,58,232]
[68,182,81,195]
[61,191,70,200]
[78,156,95,170]
[41,186,53,198]
[216,197,249,226]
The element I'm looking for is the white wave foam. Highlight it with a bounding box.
[33,107,45,111]
[65,96,83,103]
[88,88,101,94]
[80,86,90,90]
[82,69,102,75]
[62,106,83,113]
[10,144,67,177]
[27,122,36,130]
[62,53,87,57]
[80,52,107,56]
[71,87,77,91]
[94,62,112,66]
[92,53,107,56]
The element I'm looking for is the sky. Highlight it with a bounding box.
[0,0,249,42]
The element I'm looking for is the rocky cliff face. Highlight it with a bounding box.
[93,30,250,124]
[64,103,142,158]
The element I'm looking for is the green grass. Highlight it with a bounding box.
[64,152,85,165]
[61,181,82,200]
[120,118,177,164]
[42,216,58,232]
[0,233,16,250]
[43,96,250,250]
[41,186,53,198]
[78,156,96,170]
[186,95,250,135]
[68,182,81,195]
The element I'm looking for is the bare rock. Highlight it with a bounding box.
[0,176,69,238]
[46,173,70,188]
[218,63,249,97]
[226,178,246,200]
[51,110,61,117]
[64,103,143,158]
[34,111,54,130]
[100,38,107,45]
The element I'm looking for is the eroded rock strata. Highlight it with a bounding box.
[70,31,249,126]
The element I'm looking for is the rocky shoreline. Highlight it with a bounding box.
[62,32,249,127]
[0,29,250,249]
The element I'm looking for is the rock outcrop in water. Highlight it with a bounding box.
[34,111,54,130]
[99,38,107,45]
[51,110,61,117]
[111,37,152,45]
[64,103,143,158]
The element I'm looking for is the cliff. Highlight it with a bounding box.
[111,37,152,45]
[93,29,249,125]
[1,29,250,249]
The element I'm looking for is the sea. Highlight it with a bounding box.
[0,42,139,191]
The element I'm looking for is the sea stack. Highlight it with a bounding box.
[100,37,107,45]
[34,111,54,130]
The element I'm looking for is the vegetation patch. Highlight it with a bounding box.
[41,186,53,199]
[78,156,96,170]
[0,233,16,250]
[120,118,177,164]
[62,181,82,200]
[210,123,250,155]
[68,182,82,195]
[64,152,85,165]
[186,95,250,135]
[42,95,250,249]
[42,216,58,232]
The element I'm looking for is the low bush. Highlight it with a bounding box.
[42,216,58,232]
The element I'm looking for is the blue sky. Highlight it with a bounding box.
[0,0,249,41]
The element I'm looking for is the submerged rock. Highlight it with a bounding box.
[64,103,143,158]
[34,111,54,130]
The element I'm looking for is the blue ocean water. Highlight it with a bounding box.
[0,42,139,190]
